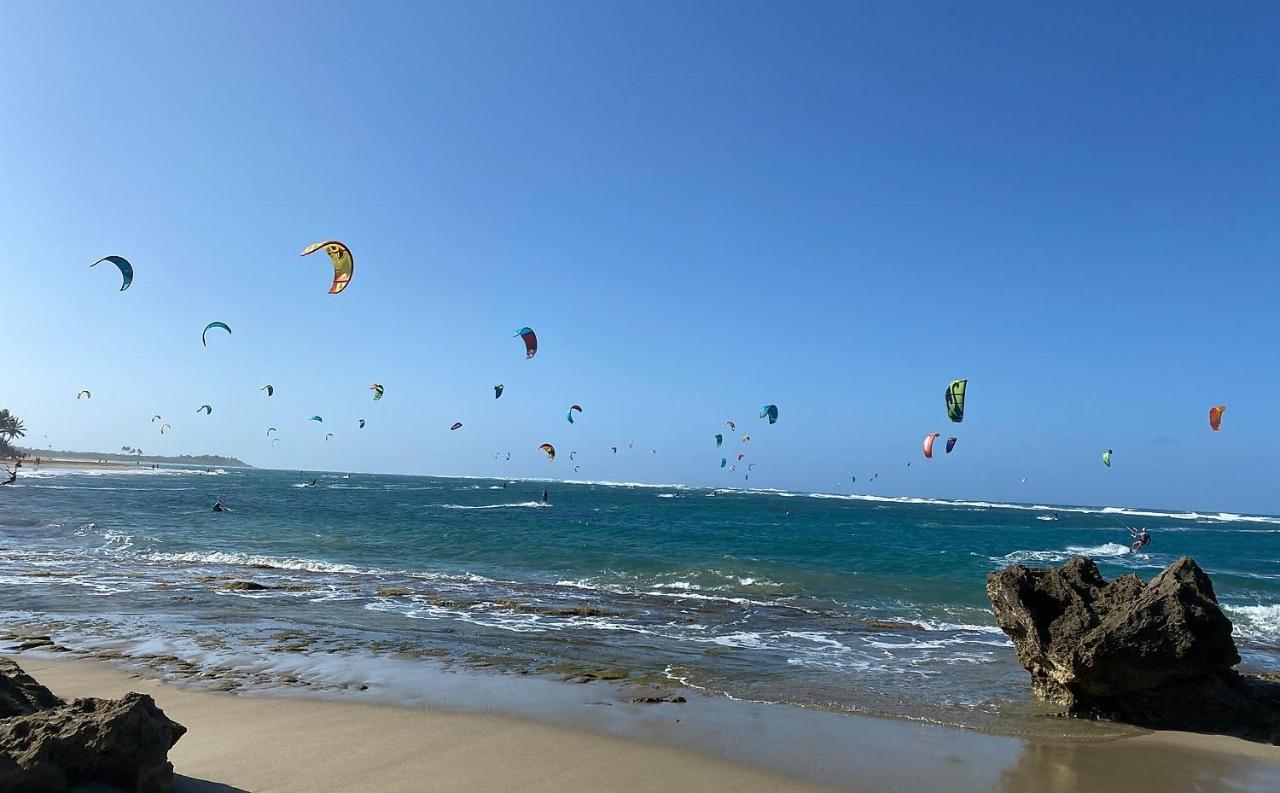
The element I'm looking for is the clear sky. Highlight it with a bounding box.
[3,1,1277,513]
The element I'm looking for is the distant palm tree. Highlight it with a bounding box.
[0,409,26,443]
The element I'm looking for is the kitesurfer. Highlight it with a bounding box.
[212,498,228,512]
[540,488,549,505]
[1127,527,1151,552]
[1,467,16,486]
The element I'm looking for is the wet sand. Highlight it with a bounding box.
[17,655,1280,793]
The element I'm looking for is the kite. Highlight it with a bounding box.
[358,419,366,429]
[76,390,91,400]
[160,423,172,434]
[505,453,511,461]
[151,415,162,422]
[261,385,274,397]
[370,383,384,401]
[748,463,756,471]
[741,435,751,443]
[759,404,779,424]
[309,416,324,423]
[569,451,576,460]
[197,405,212,415]
[923,432,941,459]
[725,421,736,431]
[450,422,463,431]
[1102,449,1113,468]
[515,327,538,359]
[945,437,957,454]
[300,241,354,294]
[737,453,745,461]
[201,321,231,347]
[714,434,723,447]
[539,443,556,461]
[611,446,618,454]
[946,379,967,423]
[325,433,334,441]
[574,465,581,473]
[271,438,280,447]
[494,384,504,399]
[1208,405,1225,432]
[266,428,278,436]
[566,404,582,423]
[91,256,133,291]
[720,458,727,468]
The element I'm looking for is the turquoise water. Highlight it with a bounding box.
[2,466,1277,731]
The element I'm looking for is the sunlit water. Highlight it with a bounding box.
[2,466,1277,733]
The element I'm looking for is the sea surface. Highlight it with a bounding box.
[2,466,1278,734]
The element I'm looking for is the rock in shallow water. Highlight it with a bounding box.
[987,555,1280,743]
[0,659,186,792]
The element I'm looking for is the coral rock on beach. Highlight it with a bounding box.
[987,555,1280,743]
[0,658,186,792]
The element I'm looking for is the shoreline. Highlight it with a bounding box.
[11,653,1280,793]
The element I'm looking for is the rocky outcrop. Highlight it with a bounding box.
[0,659,62,718]
[0,659,186,792]
[987,555,1280,743]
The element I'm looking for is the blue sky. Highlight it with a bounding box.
[2,1,1277,512]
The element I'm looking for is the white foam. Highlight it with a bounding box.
[140,550,387,576]
[436,502,549,510]
[1224,604,1280,642]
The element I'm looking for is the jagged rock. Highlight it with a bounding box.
[987,555,1280,742]
[0,659,63,718]
[0,660,186,792]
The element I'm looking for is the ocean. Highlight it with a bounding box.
[3,465,1278,735]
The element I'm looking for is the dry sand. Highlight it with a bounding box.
[18,655,1280,793]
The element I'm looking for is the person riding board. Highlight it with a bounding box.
[212,498,230,512]
[1127,526,1151,552]
[540,488,549,505]
[1,467,16,486]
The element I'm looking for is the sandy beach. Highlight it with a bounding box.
[10,654,1279,793]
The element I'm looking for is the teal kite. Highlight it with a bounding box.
[566,404,582,423]
[91,256,133,291]
[1102,449,1113,468]
[201,321,231,347]
[261,385,274,397]
[370,383,384,401]
[714,434,723,447]
[197,405,212,415]
[309,416,323,423]
[759,404,778,424]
